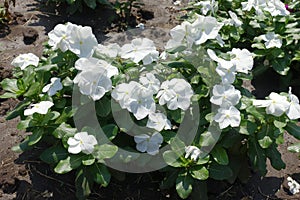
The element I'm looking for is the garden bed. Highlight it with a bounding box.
[0,0,299,199]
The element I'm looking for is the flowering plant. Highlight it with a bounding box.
[1,0,300,199]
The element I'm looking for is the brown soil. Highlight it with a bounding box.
[0,0,299,200]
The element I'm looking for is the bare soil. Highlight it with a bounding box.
[0,0,299,199]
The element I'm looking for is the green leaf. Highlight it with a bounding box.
[248,138,267,175]
[163,150,182,167]
[40,145,69,164]
[95,96,111,117]
[6,100,31,120]
[170,137,185,156]
[1,78,19,93]
[90,163,111,186]
[55,106,77,124]
[11,138,31,152]
[273,119,287,129]
[17,119,31,130]
[176,173,193,199]
[237,121,257,135]
[92,144,118,161]
[169,109,185,123]
[285,122,300,140]
[272,59,289,75]
[190,165,209,180]
[196,155,210,165]
[246,106,265,121]
[82,155,95,166]
[211,146,229,165]
[28,128,44,146]
[54,155,84,174]
[0,92,17,98]
[53,123,77,139]
[75,168,92,200]
[84,0,97,9]
[191,180,208,200]
[258,136,273,149]
[161,131,177,144]
[24,82,40,97]
[208,162,233,180]
[266,144,286,170]
[288,143,300,153]
[101,124,118,141]
[160,169,179,190]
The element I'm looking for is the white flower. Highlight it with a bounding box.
[253,92,289,117]
[68,25,98,58]
[24,101,54,116]
[11,53,39,70]
[194,0,215,15]
[287,176,300,195]
[157,78,193,110]
[185,146,201,161]
[257,32,282,49]
[42,77,63,96]
[120,38,159,65]
[214,106,241,129]
[241,0,289,16]
[216,64,237,84]
[67,132,97,154]
[230,48,253,74]
[111,81,140,109]
[134,132,163,155]
[75,57,118,78]
[95,43,121,58]
[127,84,156,120]
[73,67,112,101]
[139,73,161,94]
[146,112,171,132]
[210,84,241,107]
[192,14,224,45]
[48,22,98,58]
[286,87,300,120]
[166,21,195,49]
[48,22,75,52]
[228,11,242,27]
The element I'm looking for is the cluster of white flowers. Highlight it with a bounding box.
[11,53,39,70]
[185,145,201,161]
[287,176,300,195]
[48,22,98,58]
[253,87,300,120]
[208,48,254,129]
[166,14,224,49]
[95,38,159,65]
[74,57,119,101]
[67,132,97,154]
[112,73,194,155]
[255,32,282,49]
[242,0,290,16]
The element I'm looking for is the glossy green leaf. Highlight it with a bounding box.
[258,136,273,149]
[285,122,300,140]
[53,122,77,139]
[208,162,233,180]
[54,155,83,174]
[40,145,68,164]
[190,165,209,180]
[287,142,300,153]
[163,150,182,167]
[211,146,229,165]
[92,144,118,161]
[90,163,111,186]
[176,173,193,199]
